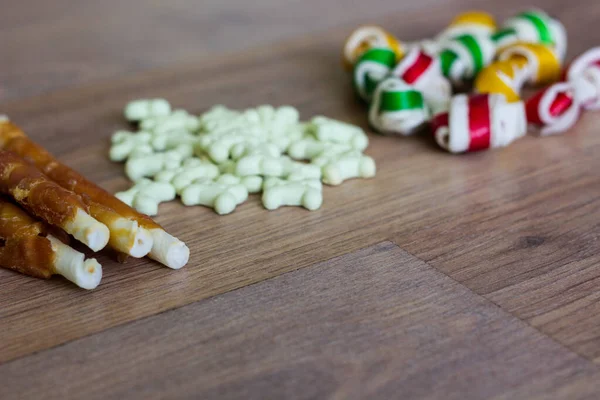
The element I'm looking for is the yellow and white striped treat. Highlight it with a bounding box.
[343,25,405,69]
[437,11,497,41]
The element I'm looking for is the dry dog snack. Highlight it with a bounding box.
[116,179,177,217]
[0,120,190,276]
[0,150,110,252]
[0,197,102,289]
[111,101,376,215]
[181,180,248,215]
[262,178,323,211]
[125,99,172,122]
[342,9,600,152]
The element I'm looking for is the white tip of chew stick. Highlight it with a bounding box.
[129,227,154,258]
[78,259,103,290]
[0,115,8,122]
[48,235,103,289]
[106,218,154,257]
[148,229,189,269]
[64,209,110,251]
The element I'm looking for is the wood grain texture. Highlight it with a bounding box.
[1,0,582,103]
[0,0,447,102]
[1,242,598,400]
[0,0,599,376]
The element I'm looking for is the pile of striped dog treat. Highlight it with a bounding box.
[110,102,375,216]
[345,9,600,152]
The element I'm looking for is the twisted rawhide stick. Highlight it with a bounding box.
[0,150,110,251]
[0,121,189,269]
[0,198,102,289]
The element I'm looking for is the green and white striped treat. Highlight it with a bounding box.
[438,34,496,85]
[492,10,567,61]
[368,77,430,136]
[353,48,397,103]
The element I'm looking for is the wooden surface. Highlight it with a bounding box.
[0,0,442,102]
[1,243,599,400]
[2,0,600,398]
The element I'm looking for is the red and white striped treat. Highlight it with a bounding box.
[432,94,527,153]
[392,47,452,114]
[526,47,600,135]
[563,47,600,110]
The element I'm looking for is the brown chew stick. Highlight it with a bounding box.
[0,120,189,269]
[0,150,110,251]
[0,122,159,229]
[86,201,153,258]
[0,123,153,258]
[0,198,102,289]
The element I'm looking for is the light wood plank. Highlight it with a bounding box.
[1,0,600,367]
[1,243,598,399]
[0,0,447,101]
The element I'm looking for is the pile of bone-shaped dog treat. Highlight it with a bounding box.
[110,100,376,215]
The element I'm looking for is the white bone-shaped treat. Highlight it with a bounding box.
[244,105,299,129]
[263,120,306,153]
[199,106,245,132]
[202,113,264,140]
[309,116,369,151]
[217,160,236,175]
[197,106,305,160]
[283,158,322,181]
[199,105,301,151]
[229,150,318,181]
[153,158,218,192]
[140,110,200,134]
[270,112,304,151]
[168,143,195,160]
[216,173,263,194]
[153,157,206,182]
[230,140,290,178]
[287,137,352,161]
[109,130,153,162]
[217,160,263,192]
[230,142,281,161]
[115,178,177,216]
[243,105,301,150]
[125,99,171,122]
[151,129,198,151]
[313,150,376,186]
[180,180,248,215]
[198,129,265,163]
[126,152,180,181]
[171,161,220,194]
[154,168,181,184]
[125,145,193,181]
[262,178,323,211]
[234,153,288,177]
[126,146,155,162]
[278,123,307,153]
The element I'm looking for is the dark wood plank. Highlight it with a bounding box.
[2,0,581,103]
[393,113,600,362]
[1,0,600,367]
[0,242,598,400]
[0,0,451,102]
